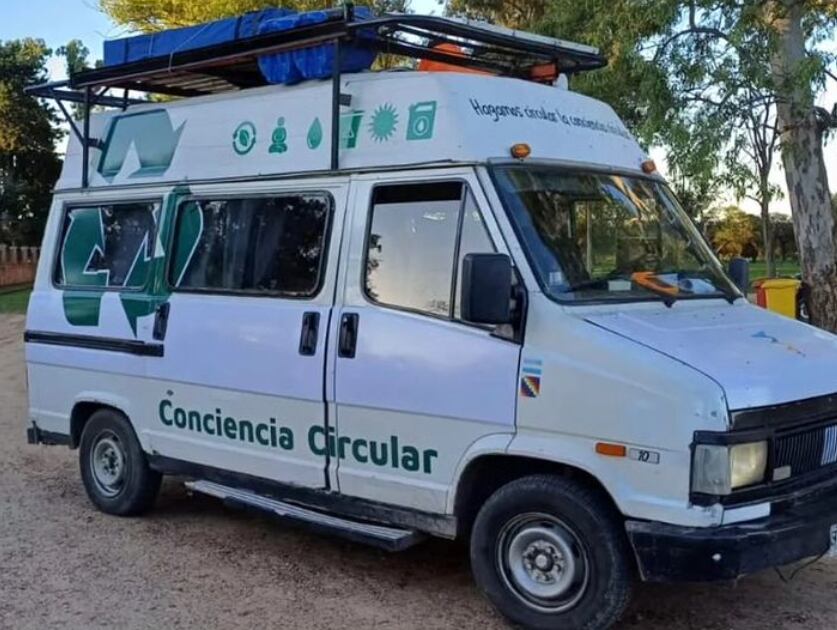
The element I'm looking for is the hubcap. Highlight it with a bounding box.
[90,431,126,498]
[497,513,590,613]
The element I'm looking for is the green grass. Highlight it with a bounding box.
[748,260,800,282]
[0,287,32,314]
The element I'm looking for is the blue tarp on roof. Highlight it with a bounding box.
[103,9,292,66]
[103,7,377,85]
[258,7,376,83]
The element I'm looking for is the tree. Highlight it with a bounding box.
[99,0,410,32]
[0,39,62,245]
[56,39,93,76]
[764,1,836,327]
[724,100,782,278]
[56,40,103,117]
[669,169,720,228]
[445,1,674,142]
[708,206,760,260]
[771,212,798,261]
[444,0,547,28]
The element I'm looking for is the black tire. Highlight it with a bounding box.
[79,409,161,516]
[470,474,632,630]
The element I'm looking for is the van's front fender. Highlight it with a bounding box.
[506,431,722,527]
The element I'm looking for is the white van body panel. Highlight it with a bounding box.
[329,169,520,513]
[27,188,162,438]
[141,178,349,488]
[512,294,730,527]
[56,72,647,192]
[583,300,837,410]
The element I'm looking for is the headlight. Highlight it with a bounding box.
[692,441,768,495]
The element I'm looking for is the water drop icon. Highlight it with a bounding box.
[307,118,323,150]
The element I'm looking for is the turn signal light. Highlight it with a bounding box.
[641,159,657,174]
[511,143,532,159]
[596,442,627,457]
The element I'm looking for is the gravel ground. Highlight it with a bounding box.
[2,313,837,629]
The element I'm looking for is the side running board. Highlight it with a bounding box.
[185,480,425,552]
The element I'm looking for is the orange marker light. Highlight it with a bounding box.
[641,159,657,174]
[511,143,532,159]
[596,442,627,457]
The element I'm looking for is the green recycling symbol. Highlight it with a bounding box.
[233,121,257,155]
[60,187,201,336]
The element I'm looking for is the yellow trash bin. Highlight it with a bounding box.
[754,278,801,319]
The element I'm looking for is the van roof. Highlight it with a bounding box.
[71,10,606,98]
[31,9,647,191]
[56,71,648,191]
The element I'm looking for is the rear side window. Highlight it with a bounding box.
[170,194,331,297]
[54,202,158,289]
[365,182,495,318]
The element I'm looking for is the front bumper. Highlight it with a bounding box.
[626,477,837,582]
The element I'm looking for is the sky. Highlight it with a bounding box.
[0,0,833,214]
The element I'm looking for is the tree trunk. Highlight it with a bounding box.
[769,1,837,329]
[760,196,776,278]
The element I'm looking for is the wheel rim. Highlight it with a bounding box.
[90,431,127,498]
[496,512,590,613]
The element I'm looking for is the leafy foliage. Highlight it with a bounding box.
[705,206,760,259]
[99,0,410,32]
[0,39,62,245]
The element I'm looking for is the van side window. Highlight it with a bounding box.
[170,194,330,297]
[54,203,157,289]
[365,182,495,319]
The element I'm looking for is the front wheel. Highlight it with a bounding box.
[79,409,161,516]
[470,475,632,630]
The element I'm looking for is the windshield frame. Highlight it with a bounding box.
[488,162,742,307]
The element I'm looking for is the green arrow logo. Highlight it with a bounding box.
[59,187,201,336]
[98,110,185,180]
[60,207,108,326]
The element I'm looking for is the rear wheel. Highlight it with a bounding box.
[79,409,161,515]
[470,475,631,630]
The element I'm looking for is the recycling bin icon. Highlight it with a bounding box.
[340,110,364,149]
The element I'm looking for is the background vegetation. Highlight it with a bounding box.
[0,1,834,320]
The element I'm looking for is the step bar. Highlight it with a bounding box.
[185,480,425,552]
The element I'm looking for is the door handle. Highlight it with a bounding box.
[338,313,359,359]
[299,311,320,356]
[153,302,170,341]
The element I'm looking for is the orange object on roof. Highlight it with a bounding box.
[418,43,494,75]
[530,62,558,83]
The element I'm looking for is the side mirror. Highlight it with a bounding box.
[728,257,750,294]
[461,253,513,325]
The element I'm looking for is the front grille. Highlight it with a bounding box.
[774,422,837,478]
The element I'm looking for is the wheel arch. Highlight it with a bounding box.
[69,397,134,449]
[452,453,622,539]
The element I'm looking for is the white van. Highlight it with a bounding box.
[24,11,837,630]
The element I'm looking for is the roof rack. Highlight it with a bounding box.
[26,4,607,188]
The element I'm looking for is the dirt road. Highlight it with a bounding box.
[2,314,837,629]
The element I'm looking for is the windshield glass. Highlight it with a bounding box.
[493,166,738,303]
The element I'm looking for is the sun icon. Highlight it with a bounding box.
[369,103,399,142]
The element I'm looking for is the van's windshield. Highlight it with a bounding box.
[492,165,739,304]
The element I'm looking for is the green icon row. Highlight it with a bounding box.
[232,101,438,156]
